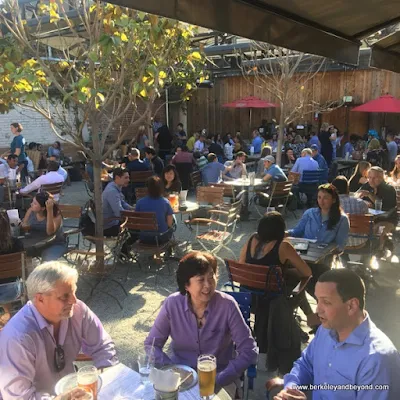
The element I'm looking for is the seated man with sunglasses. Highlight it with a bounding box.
[0,262,118,400]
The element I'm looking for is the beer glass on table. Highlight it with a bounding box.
[77,365,98,400]
[197,354,216,399]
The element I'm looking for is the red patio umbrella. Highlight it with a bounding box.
[351,94,400,113]
[351,94,400,137]
[222,96,278,132]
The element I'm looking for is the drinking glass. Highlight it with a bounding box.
[197,354,216,399]
[137,349,155,385]
[77,366,98,400]
[375,199,383,211]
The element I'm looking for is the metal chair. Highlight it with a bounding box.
[81,171,94,199]
[121,211,176,283]
[189,200,242,264]
[59,204,83,253]
[257,180,294,216]
[41,182,64,200]
[190,170,202,190]
[220,291,257,400]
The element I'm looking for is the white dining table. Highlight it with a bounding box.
[99,363,230,400]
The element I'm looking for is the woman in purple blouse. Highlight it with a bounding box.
[145,251,258,390]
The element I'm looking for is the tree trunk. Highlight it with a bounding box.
[90,118,105,268]
[276,101,285,166]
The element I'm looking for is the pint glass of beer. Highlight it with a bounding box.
[77,366,98,400]
[197,354,216,399]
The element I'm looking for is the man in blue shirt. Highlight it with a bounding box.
[276,269,400,400]
[311,145,328,170]
[308,131,320,151]
[386,133,398,167]
[102,167,134,236]
[291,148,319,181]
[126,148,151,172]
[251,129,264,154]
[201,153,231,185]
[262,155,287,182]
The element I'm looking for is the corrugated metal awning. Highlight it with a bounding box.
[104,0,400,65]
[370,31,400,73]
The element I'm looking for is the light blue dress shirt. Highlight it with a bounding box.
[291,155,319,181]
[102,181,131,229]
[288,208,349,251]
[284,313,400,399]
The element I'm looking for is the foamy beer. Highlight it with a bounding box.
[197,354,216,398]
[77,366,98,400]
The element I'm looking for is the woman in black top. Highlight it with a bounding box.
[318,122,333,166]
[162,165,182,195]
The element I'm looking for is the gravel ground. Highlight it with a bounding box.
[61,182,400,399]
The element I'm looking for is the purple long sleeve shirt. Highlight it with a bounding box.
[144,291,258,387]
[0,300,118,400]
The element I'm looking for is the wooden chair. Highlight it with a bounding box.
[59,204,83,252]
[135,187,148,202]
[189,200,242,263]
[208,182,244,204]
[288,171,300,185]
[196,185,224,206]
[0,252,27,326]
[257,180,294,215]
[190,170,202,189]
[120,211,175,282]
[41,182,64,199]
[130,170,153,185]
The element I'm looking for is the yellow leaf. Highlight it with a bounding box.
[142,76,148,83]
[24,59,37,68]
[159,71,167,79]
[139,89,147,97]
[97,92,105,102]
[120,32,128,42]
[50,9,60,23]
[191,51,202,60]
[186,83,192,90]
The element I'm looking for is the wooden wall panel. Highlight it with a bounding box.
[187,69,400,139]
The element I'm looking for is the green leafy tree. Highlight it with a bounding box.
[0,0,205,260]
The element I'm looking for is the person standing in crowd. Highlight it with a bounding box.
[155,125,173,160]
[6,122,28,181]
[224,135,234,161]
[311,145,328,170]
[152,116,163,134]
[175,123,187,147]
[318,122,334,166]
[251,129,264,154]
[102,168,134,237]
[386,133,398,170]
[308,131,320,151]
[135,125,149,154]
[276,269,400,400]
[144,146,164,176]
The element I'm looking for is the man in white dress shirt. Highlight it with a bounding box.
[20,160,64,201]
[48,155,68,182]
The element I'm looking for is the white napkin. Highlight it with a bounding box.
[7,209,20,226]
[149,368,181,392]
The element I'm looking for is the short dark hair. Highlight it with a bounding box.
[193,151,202,159]
[257,212,286,243]
[144,146,156,156]
[331,175,349,195]
[147,175,164,198]
[177,123,183,128]
[318,269,365,310]
[7,154,18,161]
[176,251,218,295]
[10,122,23,132]
[207,153,217,162]
[113,167,128,180]
[47,160,59,172]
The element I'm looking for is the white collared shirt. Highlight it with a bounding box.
[20,171,64,200]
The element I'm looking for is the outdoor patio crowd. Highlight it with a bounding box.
[1,116,400,400]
